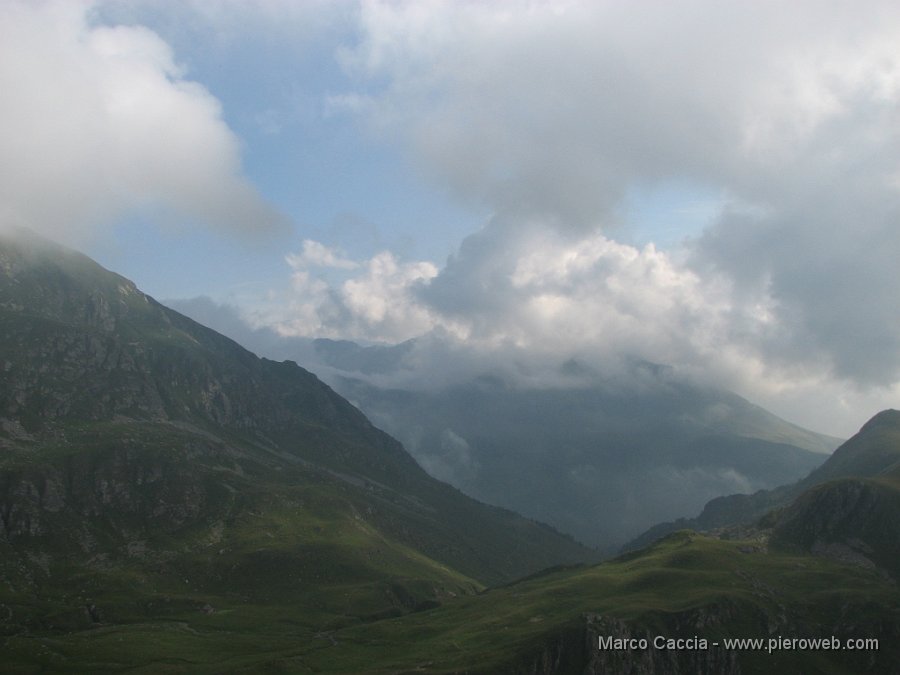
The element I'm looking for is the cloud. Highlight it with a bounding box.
[248,241,439,343]
[245,220,747,390]
[326,1,900,399]
[694,189,900,387]
[220,205,890,435]
[110,1,900,437]
[418,217,731,362]
[337,1,745,226]
[175,246,899,439]
[413,428,479,487]
[342,1,900,219]
[287,240,359,270]
[0,0,285,243]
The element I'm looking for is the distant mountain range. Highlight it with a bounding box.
[169,299,841,551]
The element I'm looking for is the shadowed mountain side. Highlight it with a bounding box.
[627,409,900,555]
[166,298,840,553]
[0,229,592,642]
[333,376,834,552]
[769,473,900,581]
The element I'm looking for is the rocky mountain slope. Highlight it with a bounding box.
[166,302,841,552]
[627,409,900,556]
[768,411,900,580]
[5,230,895,674]
[0,229,591,657]
[334,374,837,551]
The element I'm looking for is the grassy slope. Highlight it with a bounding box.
[1,232,595,672]
[0,422,482,626]
[0,229,591,586]
[627,409,900,552]
[3,532,897,673]
[303,533,899,674]
[4,233,895,673]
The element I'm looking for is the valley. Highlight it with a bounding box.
[2,231,899,673]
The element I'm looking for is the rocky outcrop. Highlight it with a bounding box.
[0,436,235,544]
[770,478,900,580]
[625,409,900,554]
[583,614,741,675]
[502,595,900,675]
[0,230,593,607]
[503,609,743,675]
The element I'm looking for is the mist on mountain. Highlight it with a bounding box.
[168,296,838,551]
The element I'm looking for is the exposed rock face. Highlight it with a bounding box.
[582,614,741,675]
[506,599,900,675]
[0,441,222,542]
[500,608,744,675]
[626,408,900,553]
[0,228,592,604]
[771,478,900,580]
[506,608,746,674]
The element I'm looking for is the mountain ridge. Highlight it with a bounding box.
[330,370,837,550]
[3,230,898,673]
[0,228,592,647]
[626,408,900,571]
[165,296,841,551]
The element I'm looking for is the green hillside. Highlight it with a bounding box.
[768,416,900,581]
[170,300,841,552]
[5,532,897,673]
[3,230,897,674]
[0,230,591,669]
[802,409,900,483]
[312,357,837,551]
[627,409,900,552]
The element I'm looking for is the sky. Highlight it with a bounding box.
[2,0,900,437]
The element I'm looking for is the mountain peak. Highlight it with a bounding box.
[1,232,591,604]
[859,408,900,434]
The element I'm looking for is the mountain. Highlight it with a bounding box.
[630,410,900,584]
[3,233,897,673]
[335,374,838,551]
[295,531,900,674]
[0,229,591,661]
[10,530,899,672]
[627,409,900,555]
[770,472,900,580]
[768,411,900,579]
[802,408,900,483]
[162,304,841,552]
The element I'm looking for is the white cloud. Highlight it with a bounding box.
[422,219,731,360]
[287,240,358,270]
[240,205,895,435]
[24,0,893,437]
[0,0,284,243]
[250,241,440,343]
[342,252,437,328]
[317,0,900,431]
[257,220,745,380]
[340,0,900,220]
